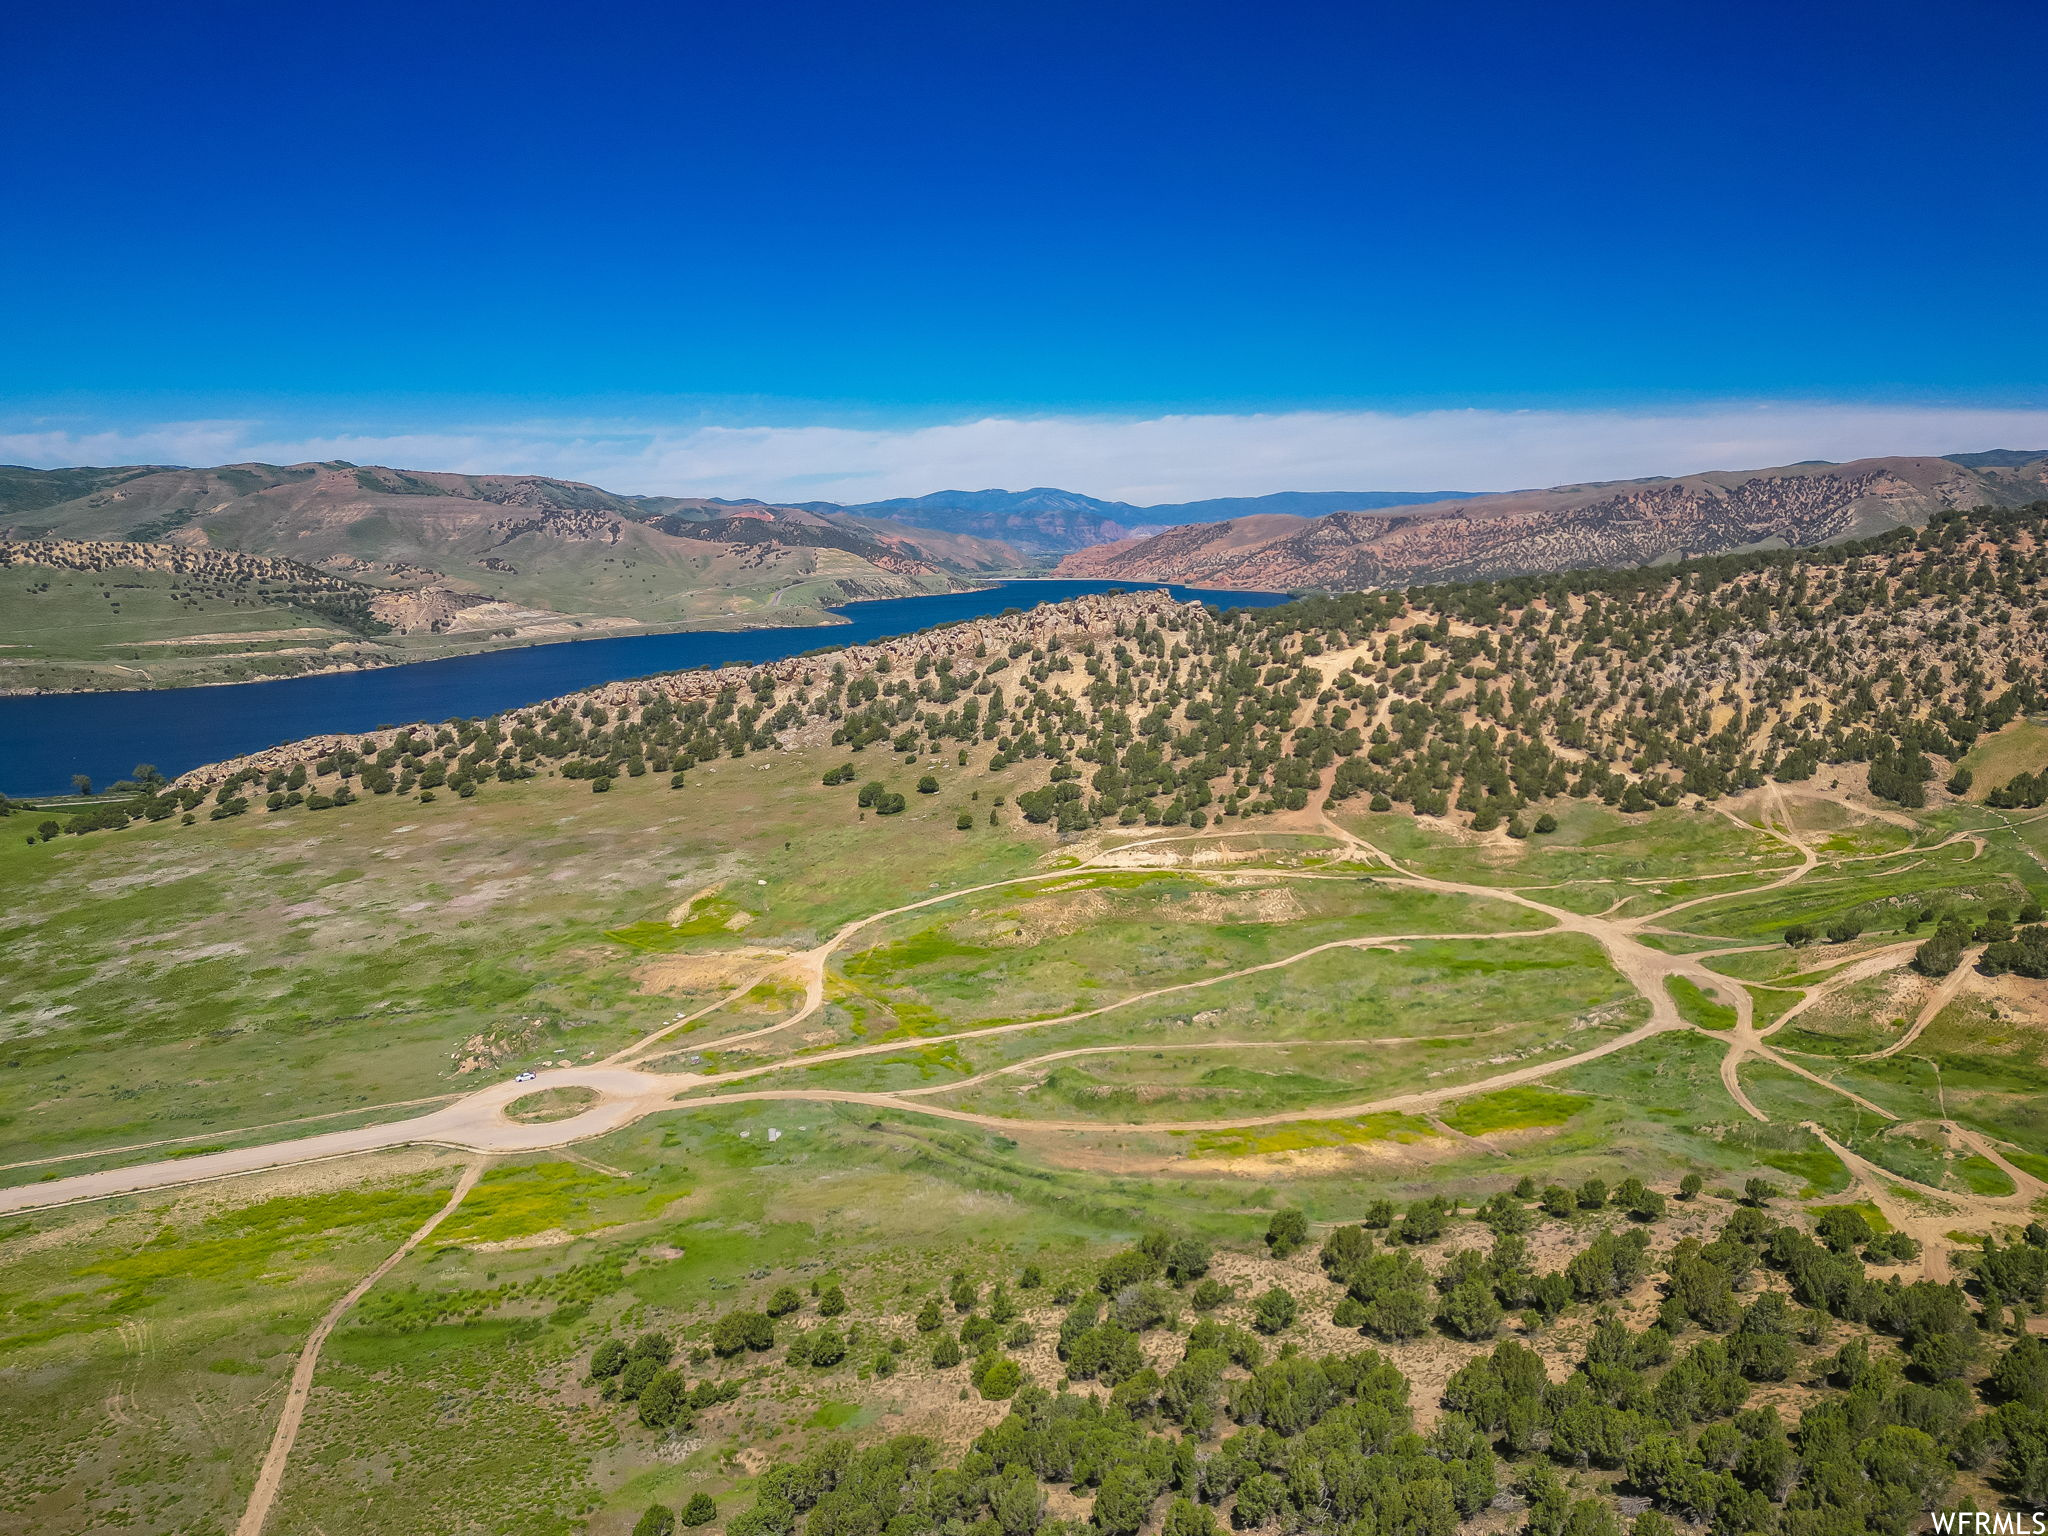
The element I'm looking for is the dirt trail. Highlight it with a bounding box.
[1755,942,1923,1041]
[0,1094,466,1176]
[2,799,1974,1216]
[891,1029,1513,1098]
[1852,946,1984,1061]
[1312,814,1750,1040]
[1608,794,1910,1127]
[1741,1042,1896,1119]
[1948,1124,2048,1204]
[1977,804,2048,874]
[1799,1119,2045,1281]
[1799,1124,1967,1282]
[610,867,1095,1065]
[1637,794,1817,928]
[1717,1050,1767,1121]
[1769,783,1920,831]
[0,1069,678,1217]
[687,929,1529,1092]
[602,960,788,1066]
[232,1161,484,1536]
[680,1013,1675,1133]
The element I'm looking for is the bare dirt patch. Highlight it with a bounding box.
[445,877,533,913]
[85,864,216,895]
[665,883,727,924]
[1197,1133,1474,1179]
[1080,841,1272,870]
[465,1227,578,1252]
[968,891,1114,948]
[1800,967,1931,1033]
[129,628,338,647]
[1980,972,2048,1032]
[633,948,788,996]
[1178,886,1306,924]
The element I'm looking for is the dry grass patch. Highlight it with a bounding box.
[505,1087,603,1124]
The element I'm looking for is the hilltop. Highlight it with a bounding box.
[1058,451,2048,588]
[93,500,2048,845]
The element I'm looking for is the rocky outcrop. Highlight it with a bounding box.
[367,585,495,633]
[0,536,356,587]
[661,514,938,574]
[487,508,625,545]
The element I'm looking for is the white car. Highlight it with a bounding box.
[514,1070,537,1083]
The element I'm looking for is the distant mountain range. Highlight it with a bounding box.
[1055,452,2048,590]
[0,462,1024,642]
[7,451,2048,631]
[729,487,1478,555]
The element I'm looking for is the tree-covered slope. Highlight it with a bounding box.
[124,503,2048,846]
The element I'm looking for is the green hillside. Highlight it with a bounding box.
[6,511,2048,1533]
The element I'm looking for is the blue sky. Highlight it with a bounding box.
[5,0,2045,500]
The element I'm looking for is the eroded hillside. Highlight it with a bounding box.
[0,462,1024,688]
[1060,454,2048,590]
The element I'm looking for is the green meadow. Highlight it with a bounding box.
[7,704,2048,1536]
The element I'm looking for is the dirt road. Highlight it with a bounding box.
[0,1070,680,1217]
[1,795,1958,1217]
[232,1162,485,1536]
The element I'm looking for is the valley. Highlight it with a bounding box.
[6,508,2048,1535]
[18,8,2046,1536]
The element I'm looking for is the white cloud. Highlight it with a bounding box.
[4,403,2046,506]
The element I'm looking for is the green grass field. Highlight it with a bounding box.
[0,566,372,690]
[826,876,1554,1036]
[7,715,2048,1536]
[0,749,1053,1169]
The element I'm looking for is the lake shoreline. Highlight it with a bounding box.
[0,580,1292,795]
[0,577,1017,698]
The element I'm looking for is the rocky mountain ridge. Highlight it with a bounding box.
[13,450,2048,611]
[1056,452,2048,589]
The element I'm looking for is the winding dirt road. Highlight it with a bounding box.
[1853,945,1986,1061]
[1,791,1993,1218]
[1799,1120,2046,1282]
[21,786,2036,1528]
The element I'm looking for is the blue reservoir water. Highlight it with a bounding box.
[0,580,1291,795]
